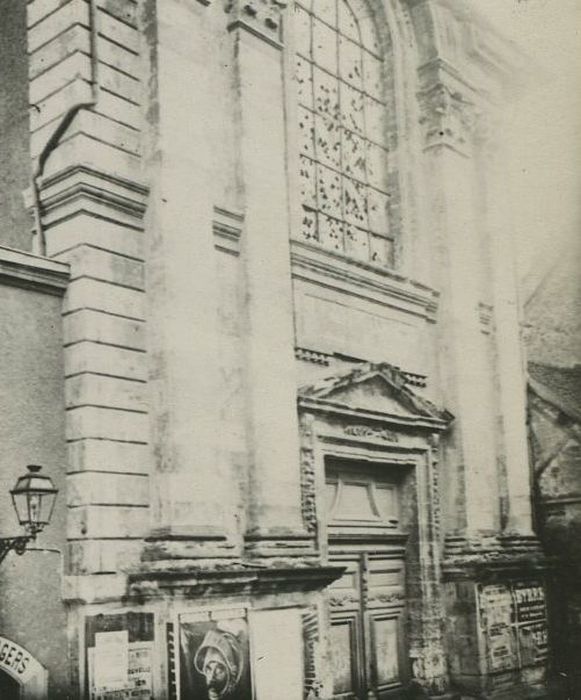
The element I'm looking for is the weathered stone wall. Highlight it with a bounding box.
[0,0,31,250]
[27,0,150,583]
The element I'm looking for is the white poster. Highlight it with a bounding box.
[250,609,302,700]
[93,631,129,692]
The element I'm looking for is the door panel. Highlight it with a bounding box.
[330,614,362,699]
[327,464,409,700]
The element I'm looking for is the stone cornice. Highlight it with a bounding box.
[0,245,69,295]
[31,165,149,230]
[127,564,343,600]
[298,396,449,433]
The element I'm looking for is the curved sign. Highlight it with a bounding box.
[0,636,46,696]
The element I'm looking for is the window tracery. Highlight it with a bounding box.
[295,0,393,267]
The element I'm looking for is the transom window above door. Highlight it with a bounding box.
[326,466,402,534]
[294,0,395,267]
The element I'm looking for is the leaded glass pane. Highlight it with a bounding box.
[295,5,312,57]
[345,224,370,261]
[294,0,393,267]
[315,115,341,170]
[342,129,366,182]
[318,165,342,216]
[296,55,313,108]
[339,36,363,88]
[313,0,336,26]
[343,177,367,227]
[298,105,315,157]
[299,155,317,209]
[314,67,340,121]
[338,0,359,42]
[340,82,364,134]
[320,214,344,252]
[313,20,338,73]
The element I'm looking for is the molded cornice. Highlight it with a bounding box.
[0,245,69,295]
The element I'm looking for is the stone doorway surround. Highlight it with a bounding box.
[298,362,454,698]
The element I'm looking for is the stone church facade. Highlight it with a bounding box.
[0,0,550,698]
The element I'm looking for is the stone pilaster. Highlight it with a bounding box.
[27,0,151,577]
[474,111,534,536]
[141,0,237,558]
[417,57,499,536]
[227,0,309,551]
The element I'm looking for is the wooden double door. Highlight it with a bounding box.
[326,464,409,700]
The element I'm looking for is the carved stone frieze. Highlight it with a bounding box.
[226,0,287,44]
[343,424,399,443]
[329,592,360,609]
[418,82,477,154]
[302,606,323,699]
[368,591,405,605]
[299,412,318,534]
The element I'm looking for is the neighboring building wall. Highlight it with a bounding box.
[524,231,581,368]
[527,367,581,698]
[523,193,581,697]
[0,247,69,697]
[0,0,32,250]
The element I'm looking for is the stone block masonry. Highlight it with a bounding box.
[26,0,150,578]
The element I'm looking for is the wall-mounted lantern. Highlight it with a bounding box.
[0,465,58,564]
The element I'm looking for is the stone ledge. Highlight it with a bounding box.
[127,563,344,601]
[291,239,440,323]
[0,244,69,294]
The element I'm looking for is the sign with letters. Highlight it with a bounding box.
[0,636,38,684]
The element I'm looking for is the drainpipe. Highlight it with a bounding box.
[30,0,100,256]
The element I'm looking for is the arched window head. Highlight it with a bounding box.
[295,0,393,267]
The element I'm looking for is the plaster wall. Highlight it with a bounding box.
[0,0,31,251]
[0,275,69,696]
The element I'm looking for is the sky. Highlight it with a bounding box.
[468,0,581,285]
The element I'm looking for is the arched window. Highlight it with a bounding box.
[294,0,393,267]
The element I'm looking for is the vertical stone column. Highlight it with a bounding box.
[142,0,235,553]
[417,67,499,536]
[475,113,534,536]
[226,1,307,545]
[27,0,150,577]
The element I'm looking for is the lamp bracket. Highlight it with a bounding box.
[0,535,34,565]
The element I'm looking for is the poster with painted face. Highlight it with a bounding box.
[179,618,252,700]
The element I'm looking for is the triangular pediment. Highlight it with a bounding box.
[299,363,453,428]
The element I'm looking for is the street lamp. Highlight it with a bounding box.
[0,465,58,564]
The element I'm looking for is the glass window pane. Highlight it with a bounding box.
[294,0,393,267]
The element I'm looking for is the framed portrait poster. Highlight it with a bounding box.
[178,609,252,700]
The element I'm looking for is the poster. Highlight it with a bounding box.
[477,581,548,674]
[86,613,154,700]
[94,631,129,692]
[179,616,252,700]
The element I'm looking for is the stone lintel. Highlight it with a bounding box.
[0,244,70,295]
[127,564,344,601]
